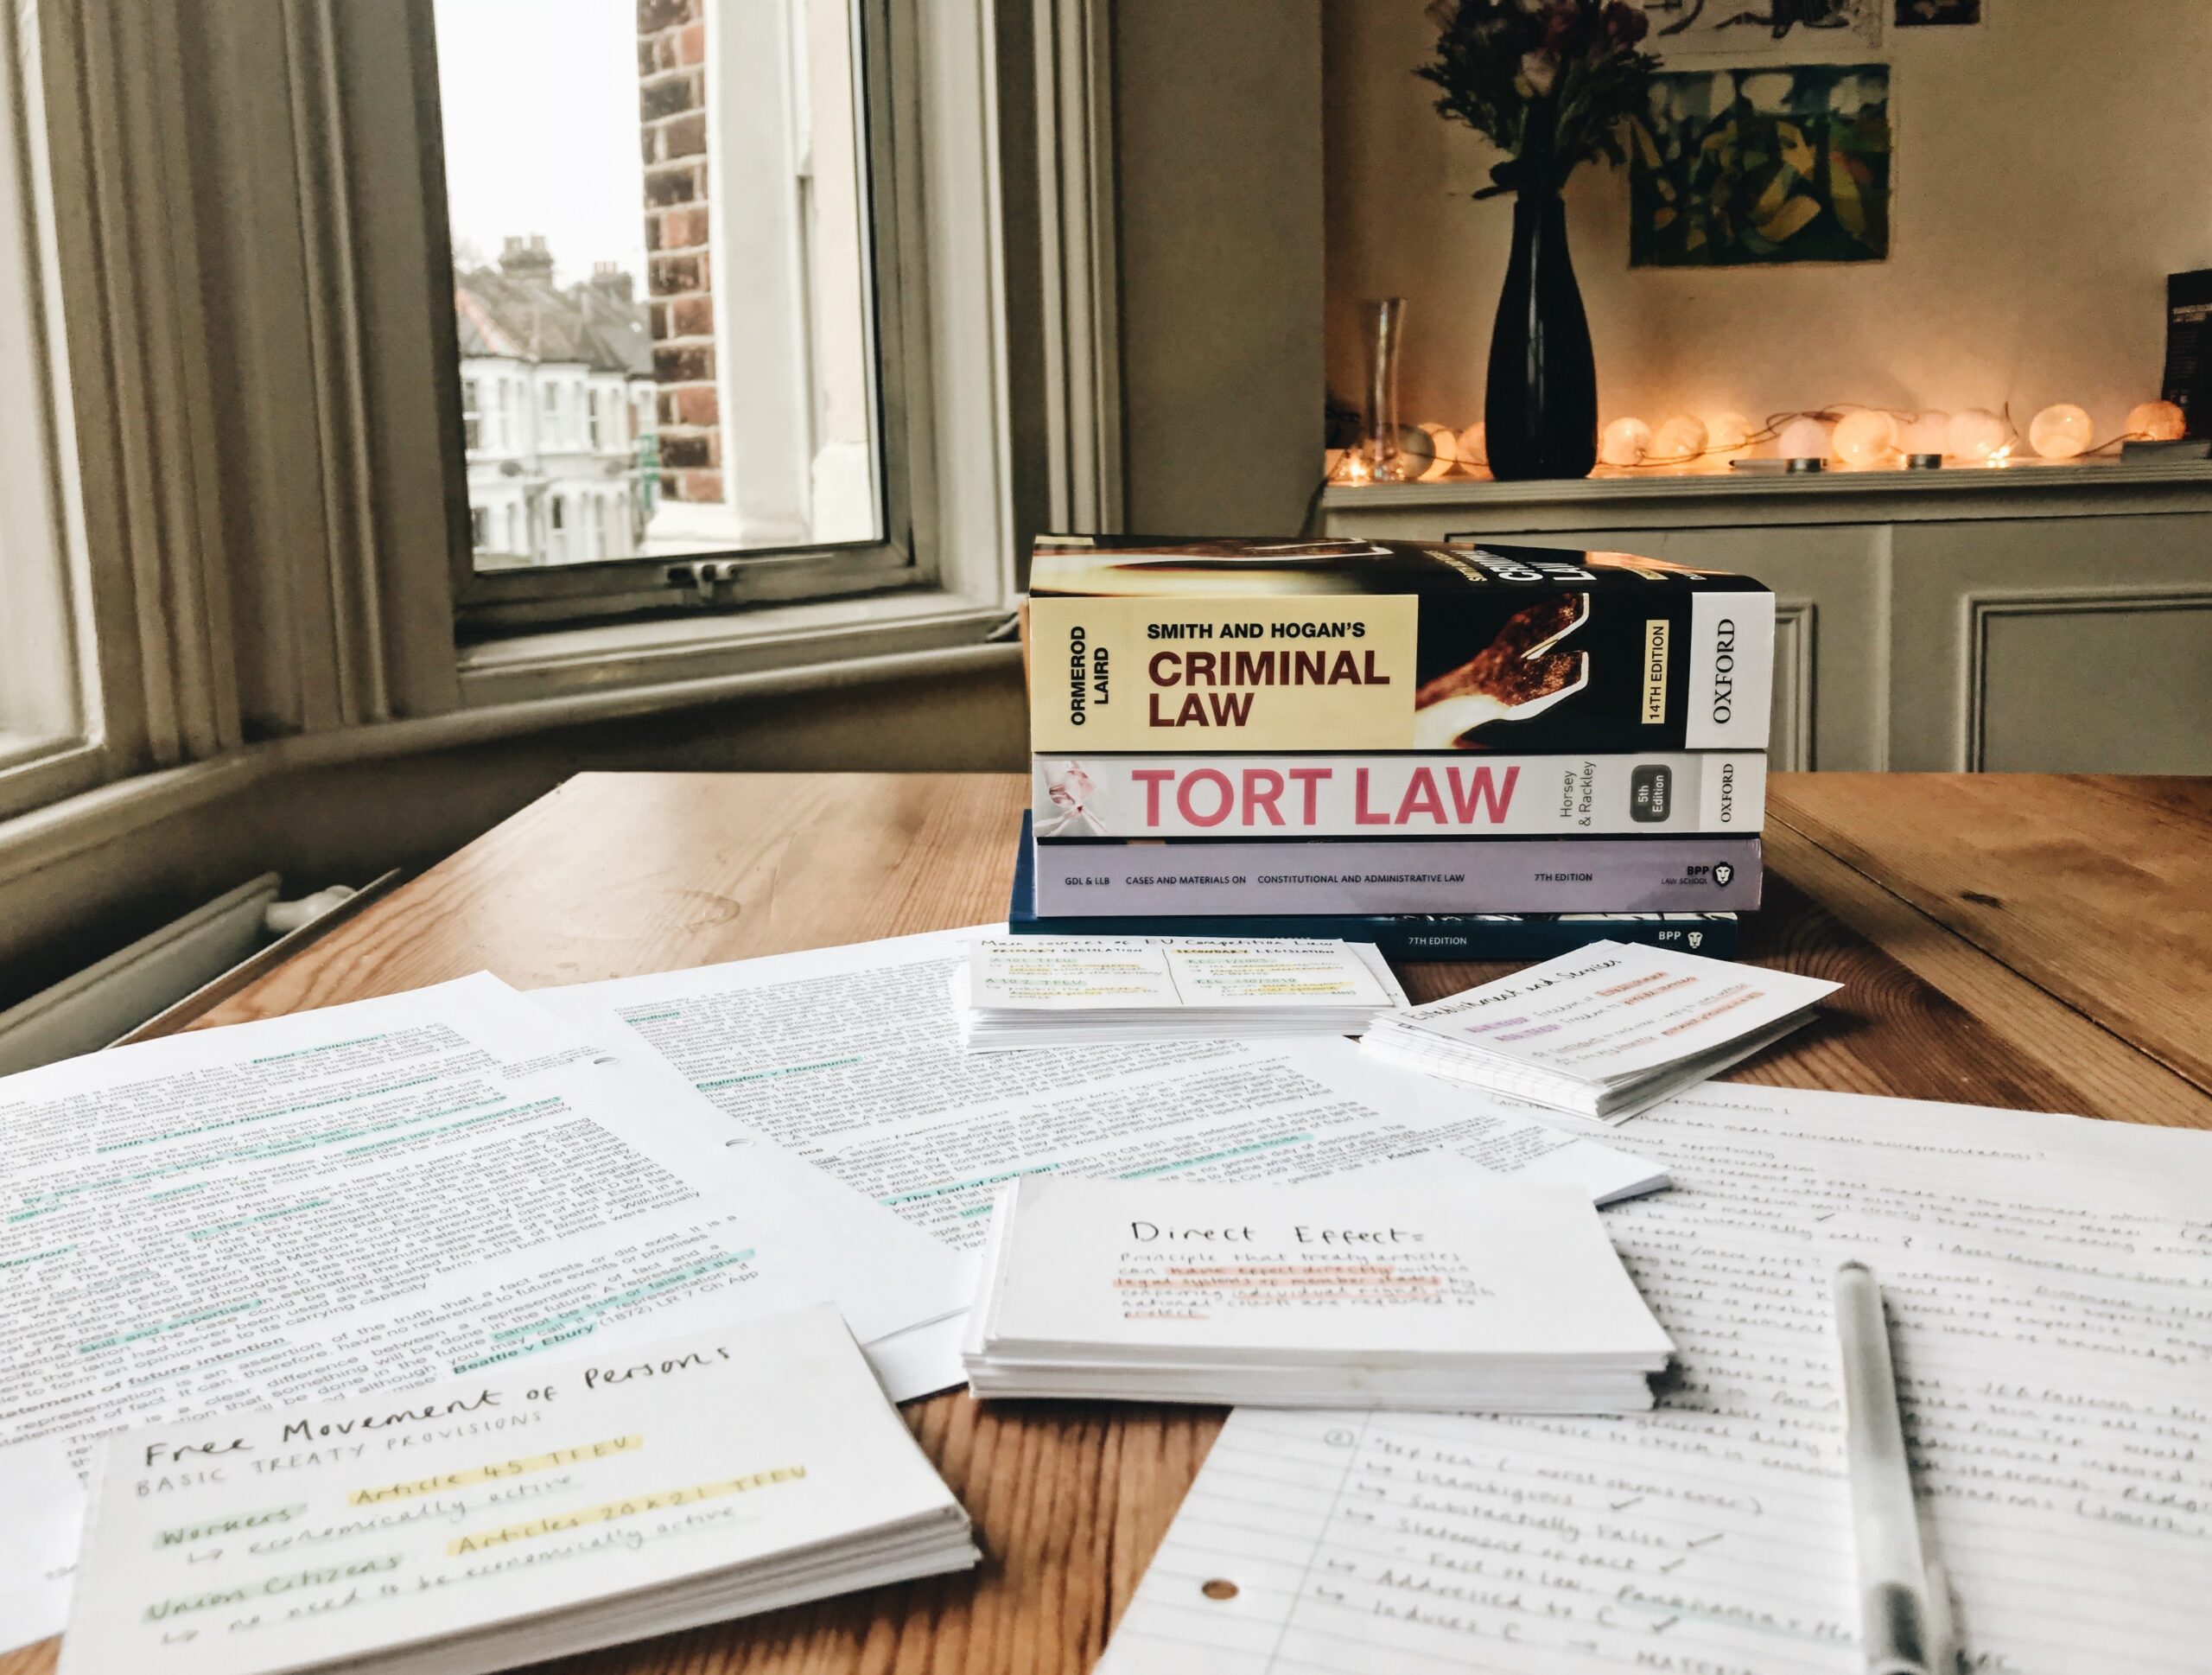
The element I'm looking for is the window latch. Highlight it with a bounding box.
[666,560,744,606]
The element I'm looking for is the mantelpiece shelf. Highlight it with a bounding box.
[1324,458,2212,528]
[1321,461,2212,777]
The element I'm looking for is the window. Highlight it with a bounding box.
[0,0,1025,835]
[432,0,906,618]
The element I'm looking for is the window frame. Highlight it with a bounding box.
[430,0,929,633]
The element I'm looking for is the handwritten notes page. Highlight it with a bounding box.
[59,1307,976,1675]
[1101,1086,2212,1674]
[0,974,973,1651]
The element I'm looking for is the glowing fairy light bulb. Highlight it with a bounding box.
[2028,403,2094,460]
[1649,414,1709,468]
[1415,422,1460,481]
[1706,411,1754,462]
[1903,410,1950,455]
[1948,408,2007,463]
[1831,409,1901,469]
[1456,422,1487,468]
[1777,416,1832,462]
[2127,399,2185,441]
[1599,417,1651,467]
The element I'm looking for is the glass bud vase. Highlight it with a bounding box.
[1484,193,1597,481]
[1362,297,1414,481]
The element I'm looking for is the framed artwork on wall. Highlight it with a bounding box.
[1629,64,1892,267]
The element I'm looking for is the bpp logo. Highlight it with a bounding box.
[1688,931,1705,949]
[1711,861,1735,888]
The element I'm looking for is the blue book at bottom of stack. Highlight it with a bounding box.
[1007,814,1738,960]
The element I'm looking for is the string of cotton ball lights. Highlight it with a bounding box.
[1339,397,2191,486]
[1579,397,2188,473]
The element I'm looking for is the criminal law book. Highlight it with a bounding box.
[1362,939,1837,1124]
[59,1308,978,1675]
[1028,831,1762,918]
[1007,818,1740,955]
[1026,535,1772,754]
[961,1170,1673,1411]
[1032,751,1764,838]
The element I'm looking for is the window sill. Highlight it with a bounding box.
[0,738,105,825]
[454,581,1017,709]
[0,628,1024,894]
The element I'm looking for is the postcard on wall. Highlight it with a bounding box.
[1630,63,1892,267]
[1637,0,1882,61]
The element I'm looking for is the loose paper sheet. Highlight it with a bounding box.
[535,928,1665,1263]
[1101,1085,2212,1674]
[0,974,972,1652]
[60,1307,972,1675]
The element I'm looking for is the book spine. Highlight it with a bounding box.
[1027,587,1771,754]
[1031,836,1762,916]
[1033,752,1764,838]
[1008,911,1740,960]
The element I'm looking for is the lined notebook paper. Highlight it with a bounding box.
[1100,1085,2212,1675]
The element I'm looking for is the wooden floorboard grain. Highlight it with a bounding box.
[1771,773,2212,1096]
[4,771,2203,1675]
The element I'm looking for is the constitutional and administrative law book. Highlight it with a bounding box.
[1027,536,1773,755]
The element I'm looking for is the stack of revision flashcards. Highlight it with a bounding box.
[57,1308,977,1675]
[953,934,1409,1049]
[1362,939,1839,1124]
[960,1169,1673,1412]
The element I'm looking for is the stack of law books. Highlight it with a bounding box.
[1015,535,1773,959]
[962,1172,1675,1411]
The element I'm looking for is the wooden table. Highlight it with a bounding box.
[8,773,2209,1675]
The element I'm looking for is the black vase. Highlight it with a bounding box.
[1484,193,1598,481]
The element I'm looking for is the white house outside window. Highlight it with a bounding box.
[432,0,887,583]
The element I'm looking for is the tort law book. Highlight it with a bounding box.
[1031,751,1764,838]
[1025,535,1773,754]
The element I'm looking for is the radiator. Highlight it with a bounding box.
[0,874,283,1074]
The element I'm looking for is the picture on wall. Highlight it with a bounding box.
[1629,64,1891,267]
[1637,0,1882,61]
[1896,0,1980,23]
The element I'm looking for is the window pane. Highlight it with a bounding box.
[433,0,884,574]
[0,2,86,763]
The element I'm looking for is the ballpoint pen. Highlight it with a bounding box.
[1834,1260,1950,1675]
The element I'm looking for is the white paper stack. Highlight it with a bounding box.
[58,1307,976,1675]
[1362,939,1840,1124]
[961,1169,1673,1412]
[953,935,1409,1048]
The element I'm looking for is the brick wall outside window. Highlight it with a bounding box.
[638,0,720,504]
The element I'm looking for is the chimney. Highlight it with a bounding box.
[588,261,634,302]
[499,234,555,277]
